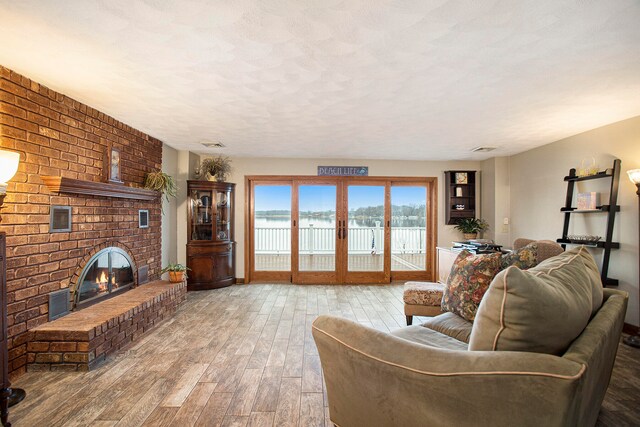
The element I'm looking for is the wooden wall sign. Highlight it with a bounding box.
[317,166,368,176]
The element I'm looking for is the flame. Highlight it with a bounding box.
[95,271,109,292]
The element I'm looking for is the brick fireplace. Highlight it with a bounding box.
[0,66,163,378]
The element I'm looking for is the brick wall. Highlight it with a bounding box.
[0,66,163,378]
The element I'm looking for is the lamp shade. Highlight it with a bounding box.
[628,169,640,185]
[0,150,20,184]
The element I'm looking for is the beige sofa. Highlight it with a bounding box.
[313,248,628,427]
[404,239,565,325]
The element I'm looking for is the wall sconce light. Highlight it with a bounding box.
[624,168,640,348]
[0,149,20,213]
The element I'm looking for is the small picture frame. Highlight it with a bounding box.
[107,146,123,183]
[50,206,72,232]
[455,172,468,184]
[139,210,149,228]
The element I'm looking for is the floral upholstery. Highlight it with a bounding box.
[403,282,444,306]
[441,250,502,322]
[501,243,538,270]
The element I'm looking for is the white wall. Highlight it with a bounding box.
[198,157,482,277]
[509,115,640,326]
[481,157,511,247]
[161,144,179,269]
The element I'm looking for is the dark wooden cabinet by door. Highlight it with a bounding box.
[444,170,477,225]
[187,181,236,290]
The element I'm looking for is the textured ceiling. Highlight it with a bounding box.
[1,1,640,160]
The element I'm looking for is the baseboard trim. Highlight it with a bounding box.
[623,322,639,335]
[235,278,245,284]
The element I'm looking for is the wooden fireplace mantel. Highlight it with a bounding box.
[40,176,159,201]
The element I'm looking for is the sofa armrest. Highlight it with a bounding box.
[313,315,586,427]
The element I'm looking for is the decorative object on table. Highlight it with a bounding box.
[453,217,489,240]
[566,235,601,245]
[624,168,640,348]
[455,187,463,197]
[160,263,190,283]
[138,210,149,228]
[193,163,202,179]
[577,157,599,177]
[50,205,72,232]
[577,192,599,210]
[455,204,465,210]
[201,156,232,182]
[106,146,123,183]
[558,159,621,287]
[455,172,468,184]
[143,170,177,203]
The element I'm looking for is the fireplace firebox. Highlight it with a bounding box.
[75,247,135,309]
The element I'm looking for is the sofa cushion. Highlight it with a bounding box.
[500,243,538,270]
[469,246,598,355]
[513,238,564,263]
[535,245,603,316]
[441,250,502,322]
[390,325,469,351]
[421,312,472,343]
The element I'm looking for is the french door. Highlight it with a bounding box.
[246,176,436,284]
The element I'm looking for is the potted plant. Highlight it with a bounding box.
[200,156,232,182]
[160,263,190,283]
[454,218,489,240]
[144,170,178,203]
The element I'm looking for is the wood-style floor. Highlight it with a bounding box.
[9,284,640,427]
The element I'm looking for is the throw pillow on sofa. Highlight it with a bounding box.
[468,246,600,355]
[500,243,538,270]
[441,250,502,322]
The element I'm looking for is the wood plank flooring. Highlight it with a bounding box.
[9,284,640,426]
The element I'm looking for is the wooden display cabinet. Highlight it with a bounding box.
[187,180,236,290]
[444,170,477,225]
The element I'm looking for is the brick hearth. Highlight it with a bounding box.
[26,280,186,372]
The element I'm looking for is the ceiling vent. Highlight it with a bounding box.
[201,141,226,148]
[471,146,497,153]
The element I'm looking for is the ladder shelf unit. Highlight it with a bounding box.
[557,159,621,287]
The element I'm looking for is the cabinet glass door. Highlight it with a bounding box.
[215,189,232,241]
[190,189,214,241]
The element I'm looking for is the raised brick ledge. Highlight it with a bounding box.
[27,280,187,372]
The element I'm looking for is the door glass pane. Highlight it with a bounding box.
[299,185,336,271]
[347,185,385,272]
[254,185,291,271]
[391,186,427,271]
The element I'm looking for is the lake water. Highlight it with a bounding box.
[255,215,424,228]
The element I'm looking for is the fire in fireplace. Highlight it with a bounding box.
[75,247,135,309]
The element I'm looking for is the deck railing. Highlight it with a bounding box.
[255,226,426,255]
